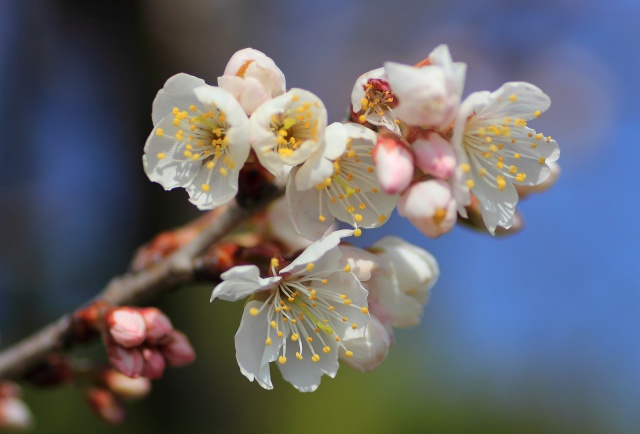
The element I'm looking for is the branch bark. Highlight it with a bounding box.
[0,188,282,380]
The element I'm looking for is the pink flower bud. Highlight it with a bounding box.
[107,344,144,378]
[0,398,33,431]
[373,134,414,194]
[141,347,166,380]
[139,307,174,346]
[106,307,147,348]
[102,370,151,401]
[398,180,457,238]
[86,388,125,425]
[161,331,196,367]
[412,133,456,179]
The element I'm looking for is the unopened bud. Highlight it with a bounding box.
[412,133,456,179]
[0,398,33,431]
[107,344,144,378]
[106,307,147,348]
[139,307,174,346]
[339,315,393,372]
[102,370,151,401]
[141,347,166,380]
[161,331,196,367]
[398,180,457,238]
[86,388,125,425]
[373,133,414,194]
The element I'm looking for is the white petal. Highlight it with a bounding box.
[477,82,551,121]
[211,265,280,302]
[350,67,386,112]
[286,168,335,241]
[152,73,207,125]
[280,229,353,274]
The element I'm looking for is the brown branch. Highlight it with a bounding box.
[0,188,282,380]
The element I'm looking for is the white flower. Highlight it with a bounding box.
[266,197,315,254]
[385,45,466,129]
[350,68,400,134]
[218,48,286,115]
[452,82,561,233]
[398,180,457,238]
[286,123,399,240]
[249,89,327,179]
[339,315,393,373]
[210,230,369,392]
[367,236,439,328]
[144,74,250,210]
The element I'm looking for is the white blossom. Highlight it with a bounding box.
[210,230,369,392]
[350,68,400,134]
[286,123,398,240]
[249,88,327,179]
[452,82,561,233]
[144,74,250,210]
[218,48,286,115]
[398,180,457,238]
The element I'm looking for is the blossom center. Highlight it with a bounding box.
[268,97,320,158]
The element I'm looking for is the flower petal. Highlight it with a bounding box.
[152,73,207,126]
[211,265,281,302]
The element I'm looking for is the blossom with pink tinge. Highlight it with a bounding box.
[140,307,174,346]
[412,132,456,180]
[373,133,414,194]
[107,344,145,378]
[107,307,148,348]
[161,331,196,367]
[0,398,33,431]
[218,48,286,115]
[350,67,400,134]
[398,180,457,238]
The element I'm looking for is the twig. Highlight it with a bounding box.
[0,188,282,380]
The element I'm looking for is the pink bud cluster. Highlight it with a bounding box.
[373,130,458,237]
[104,307,196,379]
[0,382,33,431]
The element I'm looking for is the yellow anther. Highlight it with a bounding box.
[265,337,272,346]
[157,152,166,160]
[433,208,447,225]
[156,128,164,137]
[307,337,313,343]
[249,307,259,316]
[322,346,331,354]
[277,331,283,338]
[321,279,328,285]
[344,264,352,273]
[183,150,192,158]
[339,294,347,299]
[354,228,362,237]
[478,127,486,136]
[511,138,517,144]
[192,154,200,160]
[296,352,303,360]
[466,179,475,188]
[278,356,287,364]
[312,354,320,363]
[509,94,518,102]
[189,105,197,112]
[345,350,354,358]
[220,167,228,176]
[343,299,352,305]
[490,144,498,153]
[546,136,552,143]
[291,94,300,102]
[514,153,521,159]
[275,306,281,313]
[496,161,504,169]
[460,163,471,173]
[378,214,387,223]
[328,306,335,311]
[185,144,193,150]
[354,214,363,223]
[479,168,487,177]
[496,175,506,191]
[306,263,315,271]
[538,157,546,165]
[359,202,366,210]
[342,317,348,322]
[361,307,369,314]
[515,173,526,182]
[536,133,543,140]
[531,143,538,149]
[351,323,357,329]
[534,110,541,117]
[288,297,294,302]
[270,321,277,329]
[335,337,341,342]
[173,118,181,126]
[515,118,527,126]
[318,214,326,222]
[291,334,299,342]
[358,114,367,123]
[509,165,518,174]
[172,107,179,115]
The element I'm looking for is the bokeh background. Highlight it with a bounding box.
[0,0,637,433]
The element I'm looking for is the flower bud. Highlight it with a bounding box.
[398,180,457,238]
[339,315,393,372]
[161,331,196,367]
[86,388,125,425]
[218,48,286,115]
[412,133,456,179]
[0,382,22,399]
[0,398,33,431]
[373,133,414,194]
[106,307,147,348]
[139,307,173,346]
[107,344,144,378]
[141,347,166,380]
[102,370,151,401]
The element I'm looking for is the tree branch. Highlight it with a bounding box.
[0,188,282,380]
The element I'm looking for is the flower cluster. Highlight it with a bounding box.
[104,307,195,379]
[141,46,561,392]
[350,45,560,235]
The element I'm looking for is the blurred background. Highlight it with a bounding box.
[0,0,637,432]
